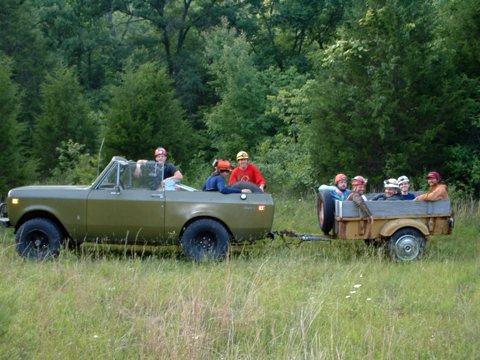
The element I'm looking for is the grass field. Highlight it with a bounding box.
[0,195,479,359]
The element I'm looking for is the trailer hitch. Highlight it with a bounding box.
[270,230,333,242]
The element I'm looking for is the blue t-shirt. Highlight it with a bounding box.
[400,193,415,200]
[202,174,241,194]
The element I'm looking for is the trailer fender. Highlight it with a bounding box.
[380,219,429,238]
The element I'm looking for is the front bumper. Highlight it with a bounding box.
[0,217,10,228]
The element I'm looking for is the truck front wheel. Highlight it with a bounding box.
[387,228,426,262]
[16,218,62,260]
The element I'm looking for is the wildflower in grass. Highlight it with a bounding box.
[353,284,362,288]
[350,291,356,294]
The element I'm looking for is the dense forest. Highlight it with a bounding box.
[1,0,479,197]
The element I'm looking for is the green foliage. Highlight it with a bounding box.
[0,0,52,125]
[0,55,24,198]
[34,64,95,176]
[204,21,268,157]
[308,0,467,186]
[103,62,193,165]
[49,140,98,185]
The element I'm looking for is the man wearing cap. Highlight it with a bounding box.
[346,176,374,224]
[135,147,183,190]
[228,151,266,191]
[318,173,351,201]
[415,171,448,201]
[203,160,252,194]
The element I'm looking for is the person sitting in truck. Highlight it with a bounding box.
[415,171,449,201]
[134,147,183,190]
[397,175,415,200]
[203,160,252,194]
[346,176,374,224]
[372,178,403,201]
[228,151,266,191]
[318,173,352,201]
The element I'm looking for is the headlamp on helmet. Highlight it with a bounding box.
[236,151,249,161]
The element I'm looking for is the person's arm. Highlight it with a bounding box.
[217,177,242,194]
[350,193,374,223]
[415,185,448,201]
[251,164,266,190]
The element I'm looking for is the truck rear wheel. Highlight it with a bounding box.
[387,228,425,262]
[181,219,230,262]
[317,190,335,234]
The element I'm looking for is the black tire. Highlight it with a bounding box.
[16,218,62,260]
[231,181,263,193]
[181,219,230,262]
[317,190,335,234]
[386,228,426,262]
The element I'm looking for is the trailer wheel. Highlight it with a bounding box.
[181,219,230,262]
[386,228,425,262]
[317,190,335,234]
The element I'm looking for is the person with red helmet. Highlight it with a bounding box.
[319,173,351,201]
[228,151,266,191]
[134,147,183,190]
[346,175,374,224]
[203,160,252,194]
[415,171,448,201]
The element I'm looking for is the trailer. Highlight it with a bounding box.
[274,190,454,262]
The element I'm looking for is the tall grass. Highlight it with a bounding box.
[0,195,478,359]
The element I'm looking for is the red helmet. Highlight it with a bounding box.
[335,173,347,184]
[351,175,367,186]
[154,147,167,157]
[216,160,232,172]
[427,171,441,181]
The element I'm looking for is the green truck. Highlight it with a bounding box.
[0,157,275,261]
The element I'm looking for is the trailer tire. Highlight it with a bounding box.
[386,228,425,262]
[317,190,335,234]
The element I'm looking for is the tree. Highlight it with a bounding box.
[0,55,25,197]
[103,62,193,165]
[308,0,466,186]
[34,64,95,176]
[204,21,267,157]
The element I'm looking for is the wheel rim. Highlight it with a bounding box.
[195,231,216,252]
[25,230,50,256]
[393,234,420,261]
[319,203,325,225]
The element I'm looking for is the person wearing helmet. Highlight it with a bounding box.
[134,147,183,190]
[397,175,415,200]
[346,176,374,224]
[372,178,402,201]
[228,151,266,191]
[203,160,252,194]
[318,173,351,201]
[415,171,449,201]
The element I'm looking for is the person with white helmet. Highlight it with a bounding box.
[397,175,415,200]
[228,151,266,191]
[372,178,402,201]
[134,147,183,190]
[346,176,374,224]
[203,160,252,194]
[319,173,352,201]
